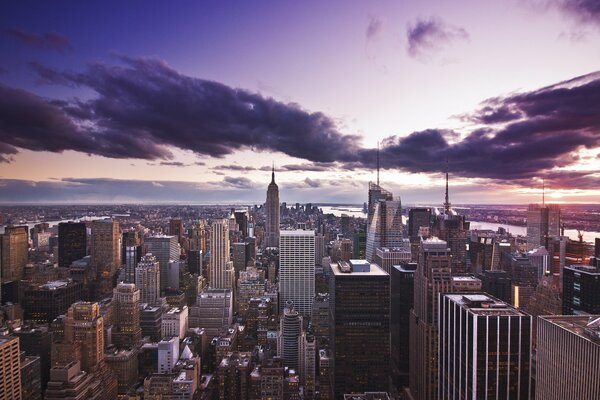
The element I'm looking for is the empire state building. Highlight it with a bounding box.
[265,166,280,248]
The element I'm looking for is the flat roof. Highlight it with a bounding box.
[280,230,315,236]
[331,262,388,276]
[540,315,600,344]
[445,293,526,316]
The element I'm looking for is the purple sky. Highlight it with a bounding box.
[1,0,599,204]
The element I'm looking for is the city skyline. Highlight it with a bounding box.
[1,1,600,204]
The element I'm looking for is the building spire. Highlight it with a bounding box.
[444,157,451,213]
[376,141,380,186]
[542,178,545,206]
[271,162,275,184]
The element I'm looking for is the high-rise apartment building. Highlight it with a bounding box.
[136,254,161,305]
[209,219,234,289]
[145,235,180,292]
[0,335,22,400]
[58,222,86,269]
[330,260,390,398]
[1,225,28,282]
[112,283,142,348]
[366,199,403,262]
[536,315,600,400]
[526,203,560,251]
[265,167,280,248]
[279,230,315,317]
[439,294,532,400]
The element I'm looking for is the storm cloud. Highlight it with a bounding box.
[3,28,72,52]
[1,58,599,190]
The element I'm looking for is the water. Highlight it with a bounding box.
[0,216,109,234]
[469,221,600,243]
[319,206,366,218]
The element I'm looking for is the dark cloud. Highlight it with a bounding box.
[23,57,361,163]
[221,177,255,189]
[369,71,600,188]
[406,17,469,58]
[3,28,72,52]
[1,57,599,191]
[558,0,600,24]
[366,16,383,41]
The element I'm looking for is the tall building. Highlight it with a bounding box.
[279,230,315,317]
[409,238,453,400]
[136,254,161,305]
[63,302,104,372]
[526,203,560,251]
[390,263,416,389]
[90,219,120,279]
[330,260,390,398]
[209,219,235,289]
[408,208,432,238]
[234,210,249,239]
[0,335,22,400]
[367,182,393,226]
[1,225,28,282]
[217,352,252,400]
[563,265,600,315]
[374,243,411,274]
[121,231,141,283]
[169,218,184,244]
[278,301,303,371]
[189,288,233,337]
[158,337,179,374]
[58,222,86,269]
[366,199,403,262]
[44,361,102,400]
[104,348,138,395]
[536,315,600,400]
[265,166,280,248]
[439,294,532,400]
[145,235,180,292]
[162,306,189,340]
[20,353,41,400]
[112,283,142,348]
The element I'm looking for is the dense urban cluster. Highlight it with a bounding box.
[0,168,599,400]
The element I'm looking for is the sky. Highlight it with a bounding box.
[1,0,600,205]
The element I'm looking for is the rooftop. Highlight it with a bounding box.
[280,229,315,236]
[541,315,600,344]
[331,261,388,276]
[445,293,526,317]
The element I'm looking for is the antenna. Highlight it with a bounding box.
[376,141,380,186]
[271,161,275,183]
[542,179,545,206]
[444,157,451,213]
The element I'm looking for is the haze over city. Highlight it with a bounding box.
[1,0,600,204]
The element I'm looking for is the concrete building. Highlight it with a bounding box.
[162,306,189,340]
[536,315,600,400]
[374,243,411,274]
[1,225,29,283]
[279,230,315,317]
[526,204,560,251]
[158,337,179,374]
[111,283,141,348]
[208,219,235,290]
[0,335,22,400]
[136,254,161,305]
[58,222,86,269]
[189,289,233,337]
[563,265,600,315]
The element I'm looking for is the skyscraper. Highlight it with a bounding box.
[367,182,393,226]
[0,335,22,400]
[408,208,432,238]
[563,264,600,315]
[409,238,453,400]
[330,260,390,398]
[0,225,29,282]
[366,199,403,263]
[145,235,180,292]
[391,263,416,389]
[121,230,141,284]
[58,222,86,269]
[526,203,560,251]
[265,166,280,248]
[112,283,141,348]
[279,230,315,317]
[208,219,235,289]
[90,219,120,280]
[536,315,600,400]
[169,218,184,244]
[278,301,303,371]
[135,254,161,305]
[439,294,532,400]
